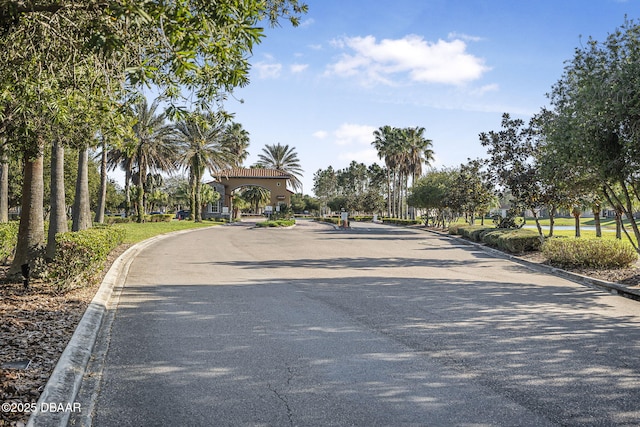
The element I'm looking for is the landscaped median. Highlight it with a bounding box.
[448,223,638,269]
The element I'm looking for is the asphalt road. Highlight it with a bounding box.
[83,219,640,426]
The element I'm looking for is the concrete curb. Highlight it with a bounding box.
[423,227,640,302]
[26,228,208,427]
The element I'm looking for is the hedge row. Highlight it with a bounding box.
[0,221,19,264]
[381,217,422,226]
[449,225,542,253]
[542,238,638,268]
[49,226,126,290]
[255,219,296,228]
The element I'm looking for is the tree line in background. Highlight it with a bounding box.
[0,0,307,277]
[314,19,640,254]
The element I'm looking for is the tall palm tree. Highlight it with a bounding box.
[404,126,434,185]
[256,143,304,192]
[223,122,250,167]
[402,126,434,221]
[174,112,233,222]
[130,97,177,222]
[372,126,400,217]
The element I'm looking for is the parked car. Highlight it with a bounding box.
[176,210,191,220]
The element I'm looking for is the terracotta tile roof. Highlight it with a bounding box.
[214,168,291,179]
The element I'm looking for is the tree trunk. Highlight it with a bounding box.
[194,181,202,222]
[573,209,581,238]
[0,146,8,223]
[72,146,92,231]
[548,206,556,237]
[94,140,108,223]
[124,167,131,217]
[136,183,145,223]
[615,210,622,240]
[46,140,68,259]
[9,150,45,277]
[593,204,602,238]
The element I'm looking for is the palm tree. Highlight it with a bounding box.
[223,122,250,167]
[241,186,270,213]
[403,126,434,219]
[372,126,400,217]
[174,112,233,222]
[130,97,177,222]
[256,143,304,192]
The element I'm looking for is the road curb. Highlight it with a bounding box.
[423,227,640,302]
[26,228,207,427]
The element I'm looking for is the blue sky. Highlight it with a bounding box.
[224,0,638,196]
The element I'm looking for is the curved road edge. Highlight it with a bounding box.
[423,227,640,302]
[26,227,213,427]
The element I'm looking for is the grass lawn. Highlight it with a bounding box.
[114,220,221,244]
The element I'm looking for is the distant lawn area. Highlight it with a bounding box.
[114,220,221,244]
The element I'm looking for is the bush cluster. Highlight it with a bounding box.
[381,217,422,225]
[255,219,296,228]
[449,225,541,253]
[49,226,126,290]
[313,216,341,225]
[542,238,638,269]
[0,221,19,264]
[149,214,173,222]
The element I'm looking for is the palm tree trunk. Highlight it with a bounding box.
[10,148,45,277]
[194,179,202,222]
[188,172,196,221]
[0,145,8,223]
[72,146,92,231]
[46,139,68,259]
[95,139,108,223]
[593,204,602,238]
[124,167,131,217]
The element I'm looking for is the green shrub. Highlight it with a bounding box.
[448,224,463,235]
[542,238,638,268]
[256,219,296,228]
[150,214,173,222]
[0,221,19,264]
[481,229,510,247]
[314,216,341,225]
[49,226,126,290]
[352,216,373,222]
[456,226,494,242]
[380,217,422,226]
[106,216,132,224]
[494,229,542,253]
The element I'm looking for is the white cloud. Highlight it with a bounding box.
[333,123,377,146]
[470,83,499,96]
[313,130,328,139]
[299,18,315,28]
[326,34,489,86]
[254,59,282,79]
[290,63,309,73]
[447,32,483,42]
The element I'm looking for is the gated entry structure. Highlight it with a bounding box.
[206,168,293,219]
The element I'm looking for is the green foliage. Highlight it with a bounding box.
[449,224,541,253]
[542,238,638,268]
[149,214,173,222]
[313,216,341,225]
[455,225,494,242]
[255,219,296,228]
[49,227,126,290]
[381,217,422,226]
[0,221,19,264]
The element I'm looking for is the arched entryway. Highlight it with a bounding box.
[206,168,293,219]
